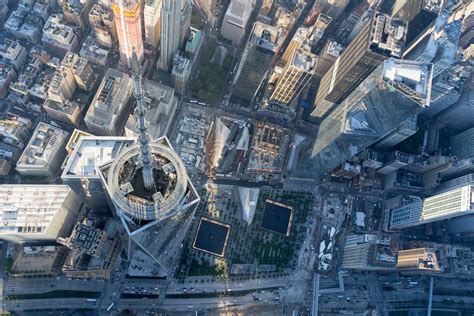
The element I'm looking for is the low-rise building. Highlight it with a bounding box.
[4,2,43,43]
[79,36,110,67]
[0,62,16,99]
[42,14,80,54]
[16,122,69,177]
[0,114,32,176]
[43,99,85,127]
[9,57,42,97]
[89,4,116,49]
[0,39,28,71]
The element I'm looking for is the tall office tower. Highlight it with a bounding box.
[160,0,181,70]
[61,136,135,208]
[268,48,317,108]
[311,13,407,119]
[389,185,474,229]
[98,53,199,274]
[341,234,398,271]
[452,128,474,160]
[307,59,432,179]
[436,75,474,131]
[403,10,461,79]
[144,0,162,48]
[335,1,371,44]
[391,0,441,47]
[423,60,472,117]
[84,68,134,136]
[0,185,82,243]
[180,0,191,46]
[281,26,308,66]
[112,0,144,66]
[313,40,342,78]
[232,22,280,104]
[220,0,253,46]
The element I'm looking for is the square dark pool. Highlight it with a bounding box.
[260,199,294,236]
[193,217,231,257]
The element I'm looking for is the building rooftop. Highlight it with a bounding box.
[251,22,281,52]
[62,136,134,178]
[0,185,77,237]
[396,248,441,271]
[85,68,133,127]
[16,122,69,168]
[382,59,433,106]
[370,13,407,58]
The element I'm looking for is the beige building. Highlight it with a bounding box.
[220,0,253,45]
[144,0,162,47]
[16,122,69,177]
[84,68,134,136]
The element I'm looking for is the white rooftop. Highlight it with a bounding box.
[62,136,134,178]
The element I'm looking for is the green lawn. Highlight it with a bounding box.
[191,39,233,104]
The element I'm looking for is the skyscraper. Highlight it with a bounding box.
[180,0,191,47]
[112,0,144,66]
[311,13,407,119]
[268,48,316,108]
[160,0,181,70]
[98,52,199,274]
[232,22,280,104]
[280,26,308,66]
[390,185,474,229]
[307,59,432,179]
[144,0,162,48]
[390,0,441,47]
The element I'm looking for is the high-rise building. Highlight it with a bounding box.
[232,22,280,104]
[220,0,253,46]
[313,41,342,78]
[280,26,308,66]
[171,53,192,94]
[144,0,162,48]
[403,10,461,79]
[307,59,432,179]
[436,75,474,131]
[0,185,82,243]
[311,13,407,119]
[61,136,135,208]
[98,54,199,274]
[180,0,191,46]
[452,128,474,160]
[390,185,474,229]
[396,248,441,272]
[391,0,441,47]
[84,68,134,136]
[160,0,181,70]
[268,48,316,108]
[112,0,143,66]
[16,122,69,177]
[42,14,80,54]
[341,234,398,271]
